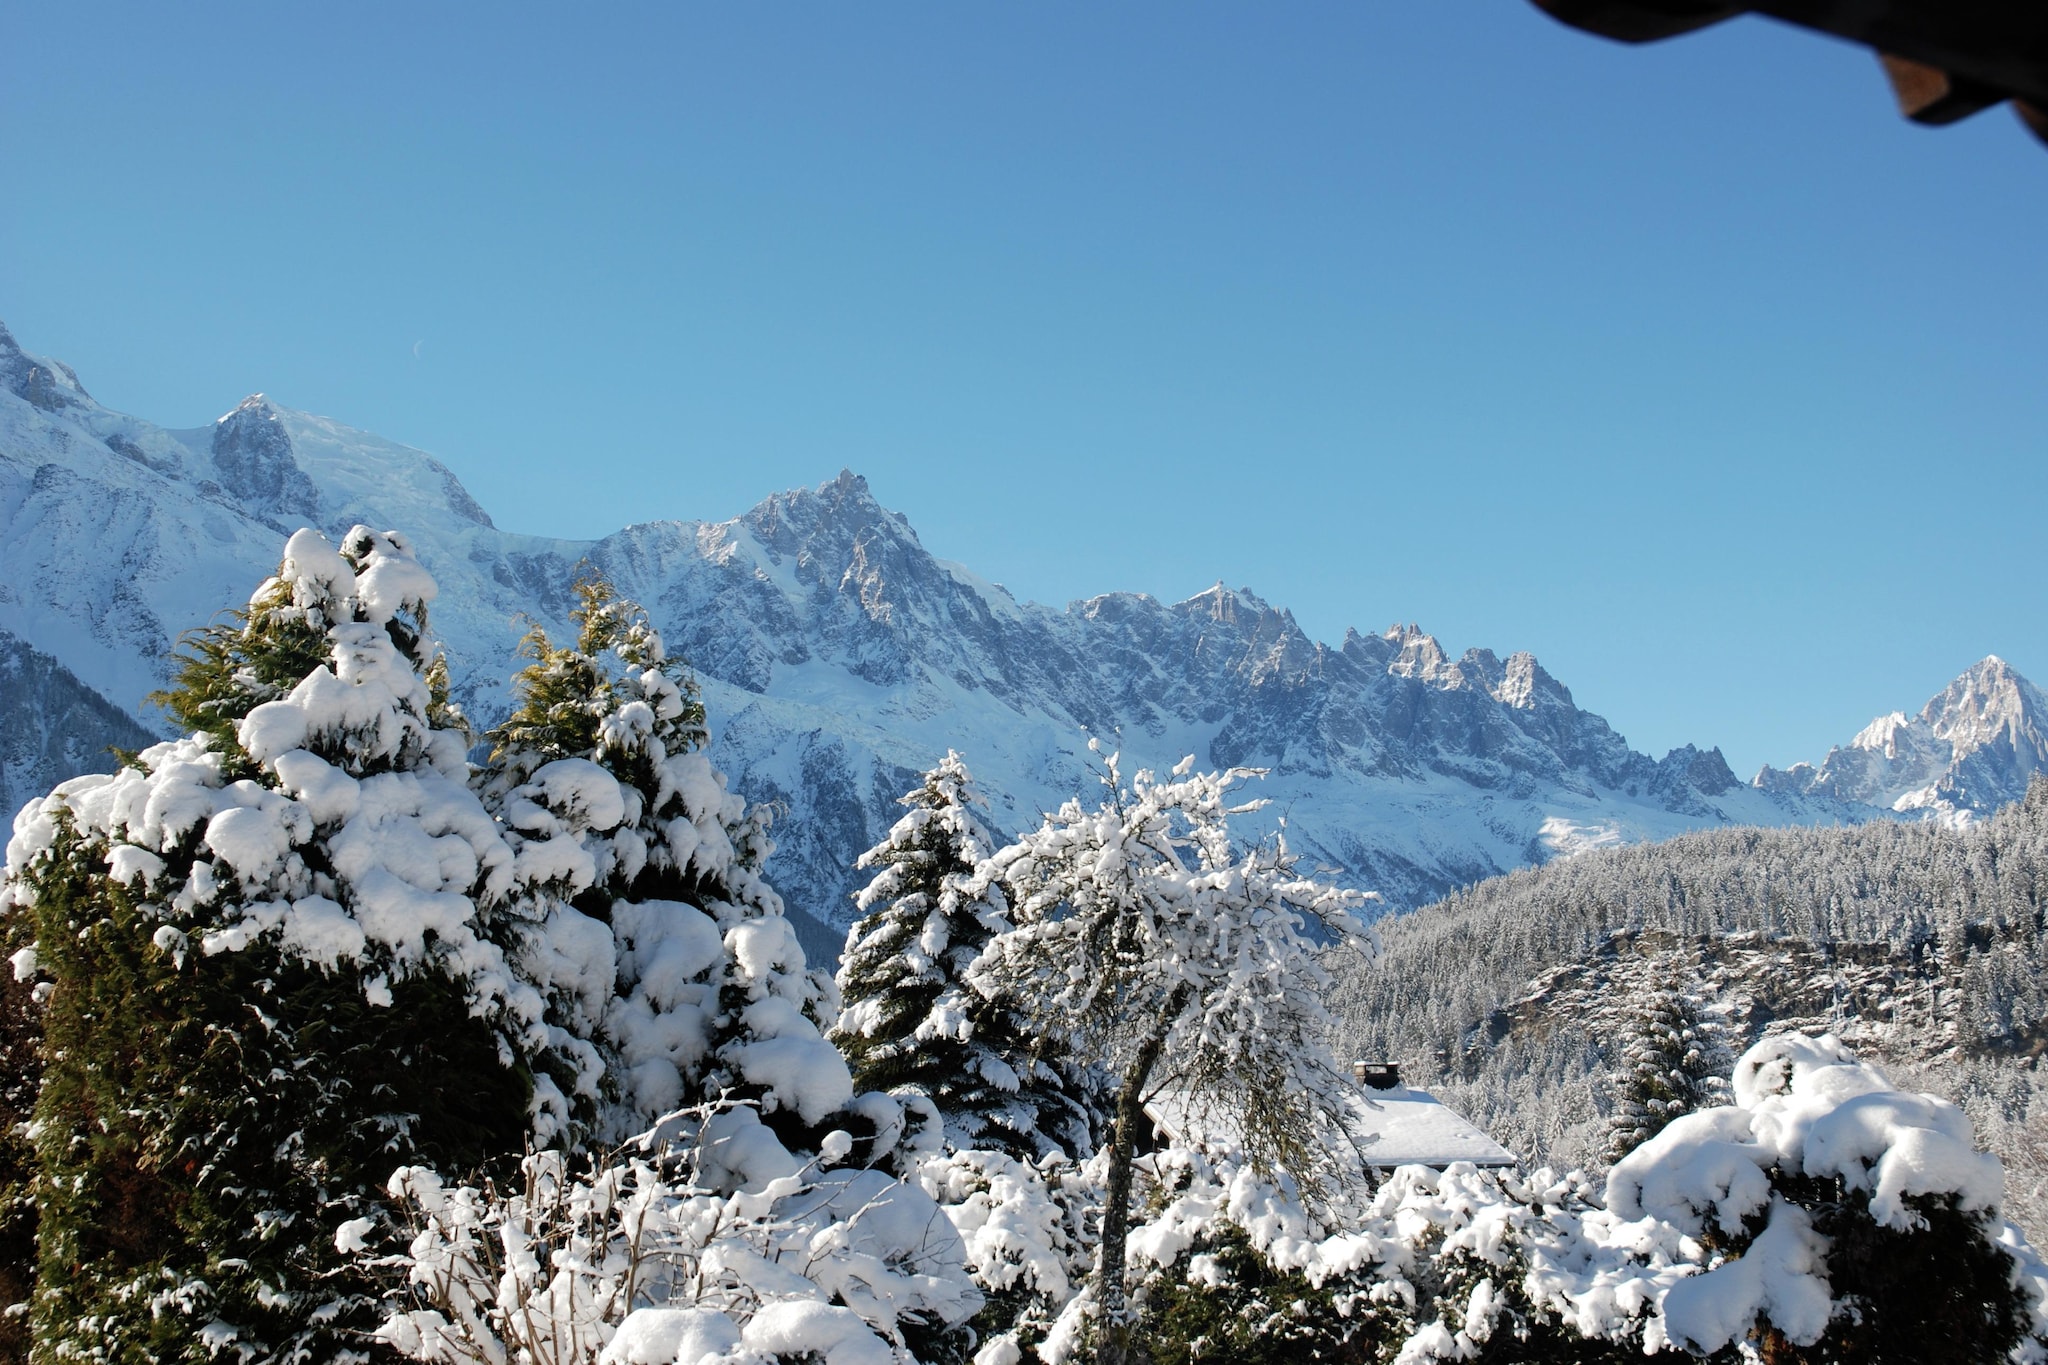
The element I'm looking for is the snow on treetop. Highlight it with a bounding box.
[1609,1032,2005,1244]
[269,525,437,627]
[2,526,546,1035]
[1585,1031,2025,1355]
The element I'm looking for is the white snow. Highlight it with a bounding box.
[374,1102,982,1365]
[600,1308,740,1364]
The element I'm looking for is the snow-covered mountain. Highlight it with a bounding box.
[1755,657,2048,821]
[0,317,2008,949]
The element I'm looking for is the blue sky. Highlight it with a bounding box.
[4,3,2044,778]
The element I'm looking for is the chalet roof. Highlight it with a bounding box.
[1346,1086,1516,1169]
[1143,1084,1517,1171]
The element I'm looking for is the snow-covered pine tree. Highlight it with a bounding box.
[833,752,1098,1164]
[1604,976,1728,1163]
[0,528,541,1364]
[968,749,1373,1365]
[481,574,852,1151]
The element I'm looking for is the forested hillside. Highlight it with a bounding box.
[1330,779,2048,1229]
[0,628,153,820]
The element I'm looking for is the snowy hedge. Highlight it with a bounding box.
[1118,1034,2048,1365]
[373,1104,984,1365]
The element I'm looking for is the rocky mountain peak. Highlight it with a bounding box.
[1850,710,1916,756]
[1658,744,1739,797]
[1757,658,2046,820]
[1386,626,1454,684]
[0,318,91,412]
[209,395,322,525]
[1179,582,1277,627]
[1925,656,2043,749]
[1494,651,1574,712]
[740,468,921,572]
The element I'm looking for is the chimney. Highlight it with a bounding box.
[1353,1060,1401,1090]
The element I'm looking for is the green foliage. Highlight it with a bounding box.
[1605,980,1726,1163]
[1717,1176,2030,1365]
[1135,1222,1642,1365]
[149,560,464,781]
[833,756,1099,1163]
[1137,1227,1362,1364]
[22,826,528,1363]
[148,583,340,776]
[0,907,38,1365]
[487,572,734,924]
[490,574,706,819]
[1810,1189,2030,1363]
[9,533,534,1363]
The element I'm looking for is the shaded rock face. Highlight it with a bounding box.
[210,396,322,526]
[0,322,90,414]
[1757,657,2048,822]
[440,469,494,528]
[0,320,1982,942]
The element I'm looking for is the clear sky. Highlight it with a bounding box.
[4,3,2044,778]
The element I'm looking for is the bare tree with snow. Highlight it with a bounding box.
[968,747,1373,1365]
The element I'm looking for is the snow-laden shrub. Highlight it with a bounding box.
[1123,1148,1626,1365]
[368,1103,983,1365]
[913,1147,1099,1363]
[482,574,850,1151]
[1533,1032,2048,1362]
[1,527,545,1362]
[1070,1034,2048,1365]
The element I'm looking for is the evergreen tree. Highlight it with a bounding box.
[0,912,38,1365]
[481,574,851,1150]
[0,528,538,1364]
[1605,977,1728,1163]
[833,753,1098,1163]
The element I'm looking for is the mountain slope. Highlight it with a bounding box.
[0,318,1994,947]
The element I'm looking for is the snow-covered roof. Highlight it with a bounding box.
[1346,1086,1517,1169]
[1144,1085,1517,1171]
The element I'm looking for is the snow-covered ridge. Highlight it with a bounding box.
[0,318,2008,938]
[1756,655,2048,821]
